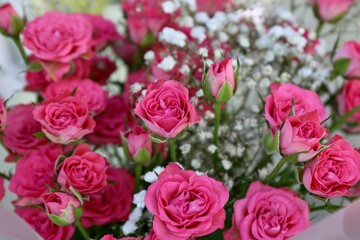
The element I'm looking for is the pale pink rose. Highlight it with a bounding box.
[42,192,80,225]
[303,134,360,198]
[121,0,172,44]
[122,125,152,162]
[15,207,74,240]
[89,56,117,85]
[334,41,360,78]
[87,95,134,145]
[207,58,235,99]
[0,177,4,202]
[9,146,62,205]
[3,104,48,155]
[338,80,360,125]
[196,0,234,14]
[33,95,95,144]
[84,14,119,51]
[280,110,327,161]
[265,83,327,133]
[0,3,20,34]
[309,0,355,22]
[57,144,108,195]
[145,163,229,240]
[43,79,108,114]
[134,79,200,139]
[81,167,134,228]
[0,97,6,132]
[224,181,310,240]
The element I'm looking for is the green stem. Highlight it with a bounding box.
[263,157,287,184]
[329,104,360,133]
[168,138,177,162]
[13,36,29,64]
[135,163,142,193]
[214,102,221,146]
[0,172,11,181]
[75,221,89,240]
[316,21,324,38]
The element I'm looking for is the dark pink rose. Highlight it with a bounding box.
[0,3,20,34]
[334,41,360,78]
[303,135,360,198]
[87,95,134,145]
[3,104,48,155]
[81,167,134,227]
[84,14,119,51]
[123,68,150,103]
[112,35,137,65]
[224,181,310,240]
[9,146,62,205]
[57,144,108,195]
[122,125,152,163]
[309,0,355,22]
[206,58,235,101]
[33,95,95,144]
[118,237,144,240]
[65,58,92,80]
[89,56,117,85]
[134,79,200,139]
[337,80,360,126]
[265,83,327,133]
[196,0,234,14]
[121,0,171,44]
[0,177,4,202]
[0,97,6,132]
[43,79,108,114]
[145,163,229,240]
[144,229,159,240]
[25,68,50,92]
[15,207,74,240]
[42,192,80,225]
[280,110,327,161]
[100,234,117,240]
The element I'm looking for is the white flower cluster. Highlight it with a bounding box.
[159,27,187,48]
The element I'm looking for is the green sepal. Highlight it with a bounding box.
[72,205,83,221]
[140,31,156,48]
[33,131,46,138]
[69,186,83,205]
[330,58,350,79]
[262,132,276,154]
[273,131,280,153]
[48,214,70,226]
[294,167,303,184]
[121,135,133,160]
[150,134,167,144]
[10,15,24,36]
[216,81,233,103]
[27,61,43,72]
[203,76,216,102]
[135,148,151,164]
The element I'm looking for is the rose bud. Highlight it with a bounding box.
[42,192,81,226]
[333,41,360,78]
[308,0,355,22]
[0,3,23,36]
[122,125,152,163]
[279,110,327,162]
[204,58,236,103]
[0,97,6,132]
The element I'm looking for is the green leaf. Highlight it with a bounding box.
[69,186,83,205]
[330,31,343,60]
[262,132,275,154]
[33,131,45,138]
[140,31,156,47]
[121,135,132,160]
[216,81,233,103]
[70,86,78,96]
[10,15,24,35]
[67,139,86,145]
[294,167,303,184]
[150,134,168,144]
[54,155,66,175]
[48,214,70,226]
[330,104,360,133]
[203,76,216,102]
[273,131,280,153]
[72,205,83,221]
[331,58,350,79]
[28,61,43,72]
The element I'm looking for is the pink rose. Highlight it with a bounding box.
[84,14,119,51]
[134,79,200,139]
[334,41,360,78]
[0,97,6,132]
[265,83,327,133]
[42,192,81,225]
[3,104,48,155]
[196,0,234,14]
[121,0,172,44]
[224,181,310,240]
[9,146,62,205]
[100,234,118,240]
[280,110,327,161]
[309,0,355,22]
[303,134,360,198]
[0,177,4,202]
[122,125,152,163]
[119,237,144,240]
[81,167,134,228]
[57,144,108,195]
[33,95,95,144]
[22,12,93,80]
[87,95,134,145]
[89,56,117,85]
[144,229,159,240]
[145,163,229,240]
[112,35,137,65]
[337,79,360,125]
[0,3,20,35]
[206,58,235,102]
[43,79,108,114]
[123,68,150,101]
[15,207,74,240]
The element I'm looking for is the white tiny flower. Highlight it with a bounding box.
[161,1,176,14]
[262,65,273,76]
[191,26,207,43]
[205,59,214,66]
[180,64,191,75]
[179,15,194,27]
[141,89,147,96]
[154,166,165,175]
[246,78,256,90]
[159,27,187,47]
[264,51,275,62]
[219,32,229,42]
[133,190,147,209]
[280,72,291,82]
[181,0,196,11]
[243,58,254,66]
[198,47,208,57]
[122,221,138,235]
[130,83,144,94]
[214,49,223,59]
[250,105,260,113]
[194,12,209,23]
[234,121,243,131]
[191,159,202,169]
[206,18,221,32]
[143,166,164,183]
[180,143,191,155]
[196,89,204,97]
[221,159,232,170]
[205,110,215,120]
[207,144,217,154]
[195,171,206,175]
[157,56,176,71]
[238,35,250,48]
[144,50,155,64]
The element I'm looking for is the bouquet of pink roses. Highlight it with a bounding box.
[0,0,360,239]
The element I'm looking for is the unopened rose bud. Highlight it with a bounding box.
[308,0,355,23]
[0,3,23,36]
[122,125,152,163]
